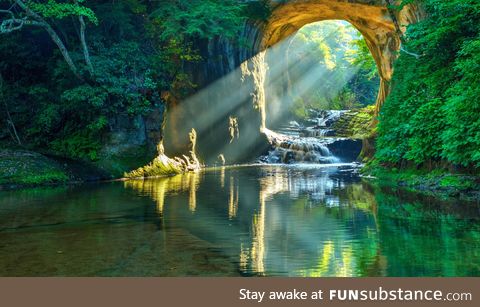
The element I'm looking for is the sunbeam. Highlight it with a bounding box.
[164,20,374,166]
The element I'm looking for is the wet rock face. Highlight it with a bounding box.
[163,22,264,164]
[328,139,363,162]
[102,106,165,157]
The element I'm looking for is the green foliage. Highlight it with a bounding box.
[243,0,271,22]
[441,38,480,166]
[404,98,445,164]
[147,0,246,97]
[1,0,249,162]
[151,0,245,41]
[50,131,101,160]
[347,38,378,80]
[376,0,480,169]
[363,161,478,199]
[29,0,98,24]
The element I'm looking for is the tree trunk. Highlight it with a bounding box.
[0,75,22,146]
[14,0,83,80]
[78,14,94,76]
[75,0,94,76]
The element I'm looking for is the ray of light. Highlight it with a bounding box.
[164,20,371,165]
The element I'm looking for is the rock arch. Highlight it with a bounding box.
[163,1,423,163]
[248,0,424,123]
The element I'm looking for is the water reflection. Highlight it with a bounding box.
[120,165,429,276]
[0,165,479,276]
[229,175,239,219]
[125,171,201,214]
[123,165,379,276]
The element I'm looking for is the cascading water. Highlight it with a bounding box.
[302,109,347,138]
[260,110,360,165]
[261,129,340,164]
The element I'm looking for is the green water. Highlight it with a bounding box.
[0,164,479,276]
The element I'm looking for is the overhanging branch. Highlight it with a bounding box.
[4,0,84,80]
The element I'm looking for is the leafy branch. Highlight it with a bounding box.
[0,0,97,80]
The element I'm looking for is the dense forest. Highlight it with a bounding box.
[0,0,479,190]
[376,0,480,172]
[0,0,249,163]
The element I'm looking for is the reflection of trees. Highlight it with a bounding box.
[253,170,382,277]
[373,187,480,276]
[228,176,239,219]
[251,188,266,275]
[296,241,355,277]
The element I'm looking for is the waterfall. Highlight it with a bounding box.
[260,129,340,164]
[260,110,362,165]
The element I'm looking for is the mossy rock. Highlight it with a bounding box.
[0,149,69,187]
[332,105,376,139]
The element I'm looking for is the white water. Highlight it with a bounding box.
[261,128,340,164]
[260,110,354,164]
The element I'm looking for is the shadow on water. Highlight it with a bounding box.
[0,165,479,276]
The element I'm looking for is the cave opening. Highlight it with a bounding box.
[158,0,424,166]
[265,20,379,129]
[260,20,379,164]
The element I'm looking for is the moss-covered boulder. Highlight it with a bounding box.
[331,105,376,139]
[0,150,68,188]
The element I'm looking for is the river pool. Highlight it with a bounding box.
[0,164,479,276]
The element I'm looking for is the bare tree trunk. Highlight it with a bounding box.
[14,0,83,80]
[0,75,22,146]
[75,0,94,76]
[4,102,22,146]
[42,21,83,80]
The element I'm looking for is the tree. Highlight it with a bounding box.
[0,0,97,79]
[0,72,21,145]
[376,0,480,169]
